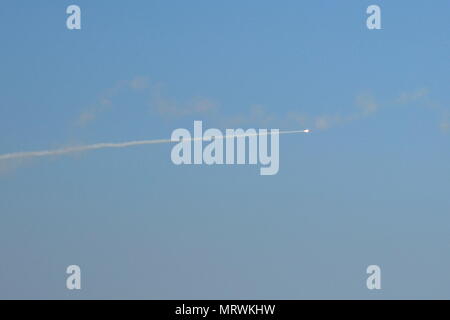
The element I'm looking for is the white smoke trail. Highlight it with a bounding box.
[0,129,309,161]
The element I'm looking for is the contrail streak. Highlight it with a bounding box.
[0,129,310,161]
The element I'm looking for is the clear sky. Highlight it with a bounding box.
[0,0,449,299]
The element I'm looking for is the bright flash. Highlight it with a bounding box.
[303,129,310,133]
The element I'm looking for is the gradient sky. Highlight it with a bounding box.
[0,0,449,299]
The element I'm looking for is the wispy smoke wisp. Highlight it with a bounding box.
[0,130,309,161]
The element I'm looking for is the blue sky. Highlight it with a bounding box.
[0,0,449,299]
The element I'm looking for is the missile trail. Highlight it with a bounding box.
[0,129,310,161]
